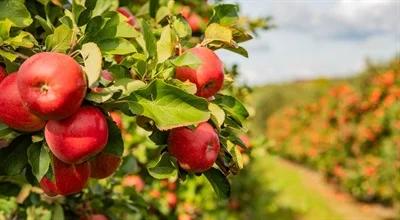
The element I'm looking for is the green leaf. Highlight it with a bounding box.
[229,142,243,169]
[116,14,141,38]
[149,129,169,145]
[35,16,54,34]
[98,38,136,55]
[149,0,159,18]
[172,16,191,39]
[81,42,103,88]
[27,142,50,181]
[232,28,253,43]
[141,20,157,58]
[147,152,178,179]
[0,0,33,27]
[92,0,118,17]
[204,167,231,199]
[170,79,197,95]
[214,94,249,126]
[85,0,97,10]
[0,123,21,148]
[205,23,233,44]
[117,155,139,175]
[157,26,176,63]
[156,6,170,24]
[52,204,64,220]
[171,51,202,69]
[3,31,36,48]
[77,9,92,26]
[0,19,12,40]
[209,4,239,26]
[224,46,248,58]
[129,80,210,130]
[84,16,105,39]
[103,118,124,157]
[0,49,17,62]
[108,78,146,96]
[0,136,30,176]
[85,90,114,103]
[45,24,74,53]
[209,103,225,128]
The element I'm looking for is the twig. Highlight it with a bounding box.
[1,47,29,60]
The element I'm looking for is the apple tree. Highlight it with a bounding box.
[0,0,270,219]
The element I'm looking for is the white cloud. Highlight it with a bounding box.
[271,0,400,39]
[217,0,400,85]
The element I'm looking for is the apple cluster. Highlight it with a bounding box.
[118,6,225,174]
[117,6,224,173]
[0,52,120,196]
[169,47,224,173]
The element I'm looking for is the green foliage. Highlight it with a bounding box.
[0,0,272,219]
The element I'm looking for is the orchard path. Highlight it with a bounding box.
[277,157,397,220]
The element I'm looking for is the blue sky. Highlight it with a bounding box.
[216,0,400,85]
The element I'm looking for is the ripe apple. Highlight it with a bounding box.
[90,152,121,179]
[40,157,90,196]
[117,7,136,27]
[187,13,202,32]
[166,192,178,208]
[45,106,109,164]
[110,111,122,129]
[167,181,177,191]
[17,52,87,120]
[175,47,224,98]
[180,6,203,32]
[80,214,108,220]
[0,65,6,82]
[178,214,192,220]
[239,135,251,147]
[180,6,191,19]
[168,122,220,172]
[39,176,59,197]
[121,175,145,192]
[0,74,46,132]
[149,189,161,199]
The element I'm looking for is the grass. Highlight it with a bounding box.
[239,149,344,220]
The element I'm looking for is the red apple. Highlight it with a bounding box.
[80,214,108,220]
[17,52,87,120]
[166,192,178,208]
[180,6,191,19]
[168,122,220,172]
[178,214,192,220]
[110,111,122,129]
[40,157,90,196]
[239,135,251,147]
[121,175,145,192]
[0,74,46,132]
[175,47,224,98]
[0,65,6,82]
[45,106,109,164]
[39,176,58,197]
[187,13,202,32]
[149,189,161,199]
[90,152,121,179]
[117,7,137,27]
[167,181,177,191]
